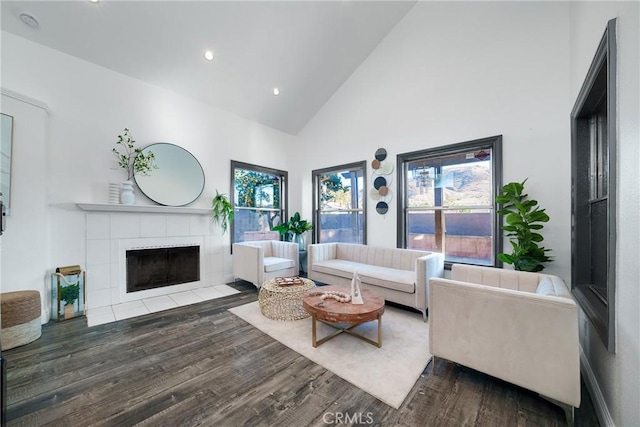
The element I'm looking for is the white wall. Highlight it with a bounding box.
[1,32,296,318]
[0,90,49,322]
[295,2,572,282]
[569,2,640,426]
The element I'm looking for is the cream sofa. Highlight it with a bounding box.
[308,243,444,320]
[232,240,299,288]
[429,264,580,420]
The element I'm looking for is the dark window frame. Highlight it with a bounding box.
[397,136,503,268]
[312,161,367,245]
[230,160,288,247]
[571,19,617,352]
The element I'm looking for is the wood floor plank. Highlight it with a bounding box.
[7,315,246,419]
[104,341,300,426]
[2,282,599,427]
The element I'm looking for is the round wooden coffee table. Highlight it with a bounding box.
[302,285,385,348]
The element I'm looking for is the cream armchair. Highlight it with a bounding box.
[429,264,580,422]
[232,240,299,288]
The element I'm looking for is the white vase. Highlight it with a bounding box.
[120,180,135,205]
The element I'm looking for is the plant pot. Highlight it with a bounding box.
[294,234,305,251]
[64,304,75,320]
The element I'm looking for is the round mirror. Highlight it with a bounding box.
[134,143,205,206]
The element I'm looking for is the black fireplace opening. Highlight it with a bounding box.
[126,246,200,293]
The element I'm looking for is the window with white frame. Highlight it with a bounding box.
[397,136,502,266]
[312,162,366,244]
[231,161,287,244]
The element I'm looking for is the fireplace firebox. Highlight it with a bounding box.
[126,246,200,293]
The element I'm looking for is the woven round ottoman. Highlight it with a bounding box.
[259,277,316,321]
[1,291,42,350]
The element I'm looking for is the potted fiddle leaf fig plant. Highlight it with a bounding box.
[211,190,234,234]
[272,211,313,250]
[496,179,553,272]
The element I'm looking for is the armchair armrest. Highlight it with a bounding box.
[415,252,445,309]
[429,277,580,407]
[232,243,265,286]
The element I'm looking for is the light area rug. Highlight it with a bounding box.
[229,301,432,409]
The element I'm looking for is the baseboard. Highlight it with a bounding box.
[580,346,615,427]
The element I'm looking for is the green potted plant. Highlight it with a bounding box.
[496,179,552,272]
[211,190,234,234]
[60,283,80,319]
[273,211,313,250]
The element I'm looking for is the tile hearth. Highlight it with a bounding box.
[87,283,239,326]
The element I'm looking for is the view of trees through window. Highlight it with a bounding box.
[231,162,286,244]
[313,162,366,244]
[399,137,501,266]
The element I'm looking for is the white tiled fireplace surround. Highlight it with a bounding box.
[83,206,237,327]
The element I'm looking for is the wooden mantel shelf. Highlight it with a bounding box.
[76,203,211,215]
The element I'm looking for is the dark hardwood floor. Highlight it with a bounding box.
[2,282,599,426]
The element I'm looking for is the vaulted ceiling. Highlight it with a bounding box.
[1,1,415,134]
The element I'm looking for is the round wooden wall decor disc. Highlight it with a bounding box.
[376,201,389,214]
[373,176,387,189]
[378,186,389,196]
[372,159,380,169]
[375,148,387,161]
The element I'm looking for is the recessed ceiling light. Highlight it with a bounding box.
[19,12,39,29]
[273,88,280,96]
[204,50,214,61]
[90,0,99,3]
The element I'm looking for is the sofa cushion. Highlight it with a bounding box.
[263,257,295,273]
[313,259,415,294]
[359,267,415,294]
[312,259,358,280]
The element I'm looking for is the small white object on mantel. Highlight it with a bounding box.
[351,270,364,304]
[120,180,135,205]
[108,183,120,204]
